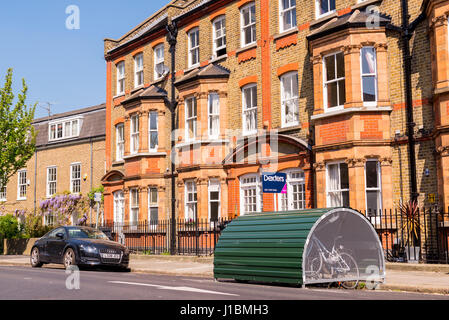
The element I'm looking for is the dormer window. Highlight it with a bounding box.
[49,117,82,141]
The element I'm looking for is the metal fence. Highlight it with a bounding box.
[89,218,233,256]
[87,208,449,263]
[362,207,449,264]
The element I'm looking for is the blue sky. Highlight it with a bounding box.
[0,0,167,119]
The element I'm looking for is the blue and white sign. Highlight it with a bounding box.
[262,172,287,194]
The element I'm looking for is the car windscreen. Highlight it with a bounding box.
[67,228,109,240]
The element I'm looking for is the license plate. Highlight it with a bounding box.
[101,253,120,259]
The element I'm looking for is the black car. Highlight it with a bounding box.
[30,226,130,270]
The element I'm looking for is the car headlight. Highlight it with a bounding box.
[80,244,98,253]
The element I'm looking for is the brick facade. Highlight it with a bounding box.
[0,104,106,224]
[101,0,448,224]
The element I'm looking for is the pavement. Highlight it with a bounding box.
[1,254,448,296]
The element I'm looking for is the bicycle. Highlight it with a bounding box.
[305,235,360,289]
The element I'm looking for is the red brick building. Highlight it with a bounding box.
[101,0,447,224]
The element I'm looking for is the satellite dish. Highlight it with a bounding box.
[155,64,170,77]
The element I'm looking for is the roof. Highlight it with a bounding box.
[122,85,167,105]
[307,9,391,41]
[175,63,230,87]
[33,103,106,148]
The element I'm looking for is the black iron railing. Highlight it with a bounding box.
[87,217,233,256]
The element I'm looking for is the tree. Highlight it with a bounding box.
[0,68,36,187]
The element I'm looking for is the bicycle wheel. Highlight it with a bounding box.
[339,252,359,289]
[304,252,323,281]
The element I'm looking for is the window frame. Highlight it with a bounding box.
[113,190,125,224]
[134,53,144,88]
[277,169,306,211]
[212,15,227,58]
[280,71,299,128]
[116,61,125,96]
[188,28,200,68]
[185,96,197,142]
[116,123,125,161]
[17,170,27,201]
[0,183,6,202]
[148,187,159,225]
[279,0,297,33]
[240,2,257,48]
[130,114,139,155]
[154,44,165,80]
[130,188,139,226]
[70,163,81,194]
[208,179,221,222]
[208,92,220,139]
[365,159,383,216]
[316,0,336,19]
[242,83,258,136]
[239,173,261,215]
[326,161,350,208]
[48,117,82,142]
[46,166,57,198]
[185,180,198,221]
[323,51,346,112]
[360,46,378,106]
[148,111,159,152]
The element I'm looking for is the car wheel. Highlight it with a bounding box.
[30,247,43,268]
[63,248,77,269]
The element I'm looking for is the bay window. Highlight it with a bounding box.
[365,160,382,216]
[326,162,349,207]
[208,93,220,139]
[149,111,158,151]
[185,181,197,221]
[361,47,378,104]
[148,187,158,224]
[130,188,139,226]
[208,179,221,222]
[130,114,139,154]
[185,97,197,141]
[324,52,346,111]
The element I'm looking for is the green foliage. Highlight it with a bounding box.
[21,210,52,238]
[0,68,37,188]
[0,214,21,239]
[88,185,105,204]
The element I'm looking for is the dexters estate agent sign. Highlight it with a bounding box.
[262,172,287,194]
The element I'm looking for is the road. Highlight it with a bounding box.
[0,265,447,301]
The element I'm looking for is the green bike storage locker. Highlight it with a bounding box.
[214,208,385,286]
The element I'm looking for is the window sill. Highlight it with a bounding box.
[131,85,144,93]
[351,0,382,10]
[113,93,125,100]
[311,105,392,122]
[278,123,301,133]
[112,160,125,166]
[123,152,167,160]
[310,11,338,27]
[274,27,298,40]
[236,43,257,55]
[175,139,230,149]
[209,54,227,64]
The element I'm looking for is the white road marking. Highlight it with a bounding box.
[108,280,239,296]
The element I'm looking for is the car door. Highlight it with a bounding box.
[46,227,67,263]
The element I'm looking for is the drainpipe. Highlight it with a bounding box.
[166,21,178,255]
[400,0,426,203]
[33,150,37,215]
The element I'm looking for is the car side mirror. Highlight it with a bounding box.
[56,233,65,239]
